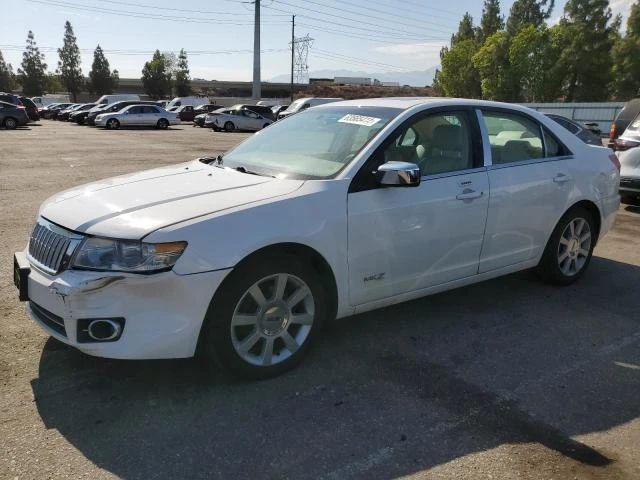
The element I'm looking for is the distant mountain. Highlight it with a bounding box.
[269,67,439,87]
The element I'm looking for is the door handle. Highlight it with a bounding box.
[456,189,483,200]
[553,173,572,184]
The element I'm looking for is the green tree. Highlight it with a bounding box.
[0,50,16,91]
[509,24,564,101]
[437,39,483,98]
[452,13,476,45]
[174,49,191,96]
[45,73,64,93]
[612,1,640,99]
[506,0,555,36]
[478,0,504,43]
[18,31,48,96]
[88,45,119,95]
[57,21,83,101]
[473,31,519,101]
[558,0,619,101]
[141,50,172,99]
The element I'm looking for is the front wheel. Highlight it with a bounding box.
[3,117,18,129]
[224,121,235,132]
[106,118,120,130]
[537,207,595,285]
[157,118,169,129]
[200,255,326,379]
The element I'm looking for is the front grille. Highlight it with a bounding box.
[27,218,83,275]
[29,302,67,337]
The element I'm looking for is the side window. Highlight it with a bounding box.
[127,106,140,114]
[482,111,543,165]
[382,111,473,175]
[144,106,159,114]
[543,129,563,157]
[244,110,259,119]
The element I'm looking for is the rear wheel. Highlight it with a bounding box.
[200,255,326,379]
[3,117,18,129]
[224,121,235,132]
[537,207,595,285]
[106,118,120,130]
[157,118,169,129]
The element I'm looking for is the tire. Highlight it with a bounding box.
[106,119,120,130]
[537,207,596,285]
[224,121,235,132]
[200,254,327,379]
[3,117,18,129]
[157,118,169,129]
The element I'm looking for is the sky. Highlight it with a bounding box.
[0,0,634,83]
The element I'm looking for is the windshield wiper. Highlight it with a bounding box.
[200,154,224,166]
[234,166,275,178]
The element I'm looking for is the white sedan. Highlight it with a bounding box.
[205,106,272,131]
[14,98,620,379]
[615,115,640,204]
[95,104,179,129]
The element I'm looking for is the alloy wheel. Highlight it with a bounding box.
[230,273,315,367]
[557,217,591,276]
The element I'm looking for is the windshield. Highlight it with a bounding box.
[284,99,305,113]
[219,106,401,179]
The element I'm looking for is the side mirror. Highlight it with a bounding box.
[375,161,421,187]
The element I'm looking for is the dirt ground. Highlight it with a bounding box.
[1,121,639,479]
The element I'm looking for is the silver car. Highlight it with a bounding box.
[205,107,272,132]
[95,104,179,130]
[616,114,640,204]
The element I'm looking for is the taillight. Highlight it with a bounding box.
[609,154,621,171]
[614,138,640,152]
[609,123,616,140]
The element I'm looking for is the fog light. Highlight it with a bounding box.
[77,318,125,343]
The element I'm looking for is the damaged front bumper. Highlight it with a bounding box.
[14,250,231,359]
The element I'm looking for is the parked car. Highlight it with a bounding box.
[18,96,40,121]
[193,112,208,128]
[42,103,74,119]
[85,100,160,126]
[244,104,278,121]
[52,104,82,120]
[0,92,23,106]
[59,103,95,121]
[31,94,70,108]
[68,103,98,124]
[204,106,273,131]
[277,97,343,119]
[609,98,640,148]
[545,114,602,145]
[166,96,210,110]
[177,104,220,122]
[0,101,29,129]
[94,104,179,129]
[95,94,140,106]
[615,113,640,204]
[13,98,620,379]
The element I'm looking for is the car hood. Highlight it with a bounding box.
[40,160,304,239]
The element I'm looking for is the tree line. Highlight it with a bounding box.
[0,22,191,100]
[433,0,640,102]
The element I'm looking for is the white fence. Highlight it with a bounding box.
[522,102,625,136]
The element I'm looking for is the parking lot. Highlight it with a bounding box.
[1,121,639,479]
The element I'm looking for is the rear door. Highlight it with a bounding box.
[477,109,574,272]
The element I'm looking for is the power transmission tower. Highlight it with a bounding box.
[290,34,313,84]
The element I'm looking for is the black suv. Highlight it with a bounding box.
[0,92,23,106]
[19,96,40,121]
[85,100,160,126]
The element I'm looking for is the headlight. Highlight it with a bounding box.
[72,237,187,273]
[95,115,104,120]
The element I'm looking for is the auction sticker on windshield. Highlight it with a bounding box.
[338,114,381,127]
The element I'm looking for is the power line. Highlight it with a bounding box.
[264,5,446,41]
[295,21,447,43]
[271,0,433,38]
[23,0,289,25]
[92,0,289,16]
[292,0,457,35]
[0,44,288,56]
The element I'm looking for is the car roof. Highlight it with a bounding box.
[314,97,544,112]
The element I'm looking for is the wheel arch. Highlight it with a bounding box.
[231,242,339,321]
[565,199,602,243]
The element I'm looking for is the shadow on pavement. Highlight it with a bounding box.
[32,256,640,479]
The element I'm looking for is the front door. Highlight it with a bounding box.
[347,109,489,306]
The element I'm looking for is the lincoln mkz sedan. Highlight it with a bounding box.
[14,98,620,378]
